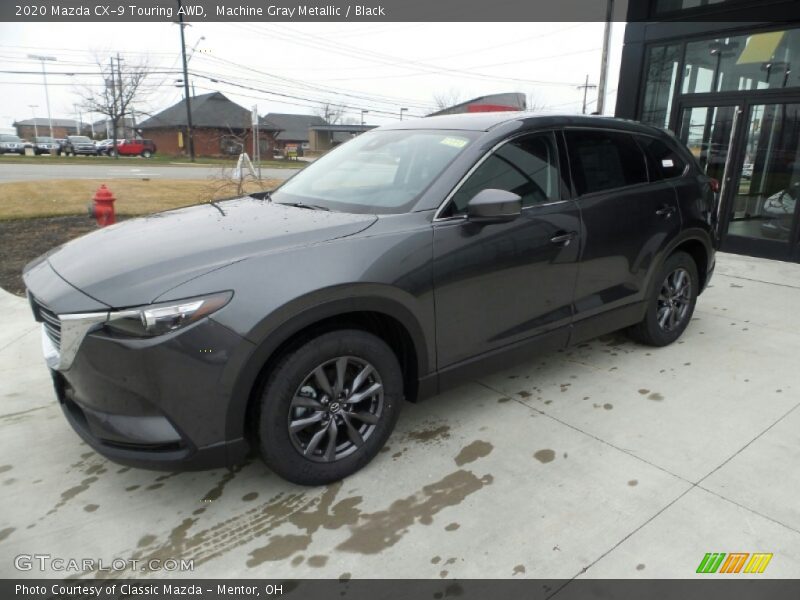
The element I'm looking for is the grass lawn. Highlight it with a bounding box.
[0,154,303,168]
[0,178,280,220]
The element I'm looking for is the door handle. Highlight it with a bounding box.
[656,205,676,218]
[550,231,577,246]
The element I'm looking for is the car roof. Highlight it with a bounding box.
[380,111,669,136]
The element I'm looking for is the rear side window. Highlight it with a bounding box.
[637,135,687,180]
[447,132,560,216]
[565,130,648,196]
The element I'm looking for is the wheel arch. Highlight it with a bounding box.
[225,293,431,445]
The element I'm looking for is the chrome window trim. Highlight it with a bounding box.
[433,130,562,222]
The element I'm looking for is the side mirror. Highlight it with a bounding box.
[467,189,522,224]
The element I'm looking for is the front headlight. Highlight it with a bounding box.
[105,291,232,338]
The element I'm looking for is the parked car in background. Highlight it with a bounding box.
[0,134,26,154]
[61,136,98,156]
[23,114,718,485]
[33,136,60,155]
[109,138,157,158]
[95,139,115,155]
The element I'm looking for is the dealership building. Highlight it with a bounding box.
[616,0,800,262]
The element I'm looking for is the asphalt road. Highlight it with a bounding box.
[0,163,300,182]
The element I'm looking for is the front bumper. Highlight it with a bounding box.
[44,318,251,470]
[24,260,253,471]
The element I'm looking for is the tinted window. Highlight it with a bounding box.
[448,133,560,216]
[565,130,648,196]
[637,136,687,180]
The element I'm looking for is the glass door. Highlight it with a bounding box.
[678,100,800,260]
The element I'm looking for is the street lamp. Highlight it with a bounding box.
[360,110,369,125]
[28,105,39,138]
[28,55,57,138]
[399,107,408,121]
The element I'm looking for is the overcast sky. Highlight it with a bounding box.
[0,19,626,132]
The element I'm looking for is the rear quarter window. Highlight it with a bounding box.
[637,135,688,181]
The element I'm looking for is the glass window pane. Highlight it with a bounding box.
[683,29,800,94]
[728,103,800,243]
[642,44,682,129]
[449,134,559,215]
[565,131,648,196]
[637,136,687,180]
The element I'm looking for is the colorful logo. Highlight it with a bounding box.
[696,553,773,574]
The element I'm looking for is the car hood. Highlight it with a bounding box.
[46,197,377,308]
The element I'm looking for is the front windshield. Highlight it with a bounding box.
[35,137,54,142]
[71,136,92,143]
[1,135,21,142]
[272,129,478,214]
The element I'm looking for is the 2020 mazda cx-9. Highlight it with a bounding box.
[24,113,717,485]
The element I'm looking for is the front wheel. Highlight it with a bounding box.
[628,251,699,347]
[257,330,403,486]
[141,150,152,158]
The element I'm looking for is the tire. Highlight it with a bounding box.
[257,329,403,486]
[628,251,699,347]
[141,150,152,158]
[108,149,117,157]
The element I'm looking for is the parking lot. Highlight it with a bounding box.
[0,252,798,580]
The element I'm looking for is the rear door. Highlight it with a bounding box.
[432,131,581,369]
[564,128,682,326]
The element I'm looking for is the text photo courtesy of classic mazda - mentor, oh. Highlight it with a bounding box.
[23,112,717,486]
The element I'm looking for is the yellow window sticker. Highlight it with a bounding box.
[440,137,468,149]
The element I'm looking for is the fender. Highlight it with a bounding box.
[222,284,433,444]
[644,227,715,300]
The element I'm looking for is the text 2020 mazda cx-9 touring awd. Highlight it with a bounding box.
[24,113,717,485]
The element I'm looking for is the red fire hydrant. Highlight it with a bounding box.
[88,184,116,227]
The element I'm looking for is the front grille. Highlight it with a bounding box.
[31,296,61,350]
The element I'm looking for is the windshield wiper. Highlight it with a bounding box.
[276,201,330,211]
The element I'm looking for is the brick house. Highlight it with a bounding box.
[138,92,268,157]
[260,113,327,156]
[13,118,92,139]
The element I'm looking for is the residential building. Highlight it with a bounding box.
[616,0,800,262]
[261,113,328,156]
[137,92,264,157]
[13,118,91,139]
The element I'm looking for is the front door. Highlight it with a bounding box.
[678,99,800,260]
[432,131,580,369]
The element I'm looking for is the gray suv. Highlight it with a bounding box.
[0,134,25,154]
[23,113,717,485]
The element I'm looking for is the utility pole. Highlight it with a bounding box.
[597,0,615,115]
[28,54,56,138]
[28,105,39,138]
[178,0,196,162]
[115,53,125,138]
[577,75,598,115]
[109,57,119,155]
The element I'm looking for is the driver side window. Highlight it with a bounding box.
[446,132,560,216]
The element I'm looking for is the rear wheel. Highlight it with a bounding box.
[108,149,117,157]
[628,251,699,346]
[141,150,152,158]
[257,330,402,485]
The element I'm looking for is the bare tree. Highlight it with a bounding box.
[316,103,346,124]
[77,55,150,159]
[432,89,463,111]
[527,93,545,113]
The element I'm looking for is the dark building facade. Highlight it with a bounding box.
[617,0,800,261]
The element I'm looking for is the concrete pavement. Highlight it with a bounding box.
[0,253,798,580]
[0,163,300,182]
